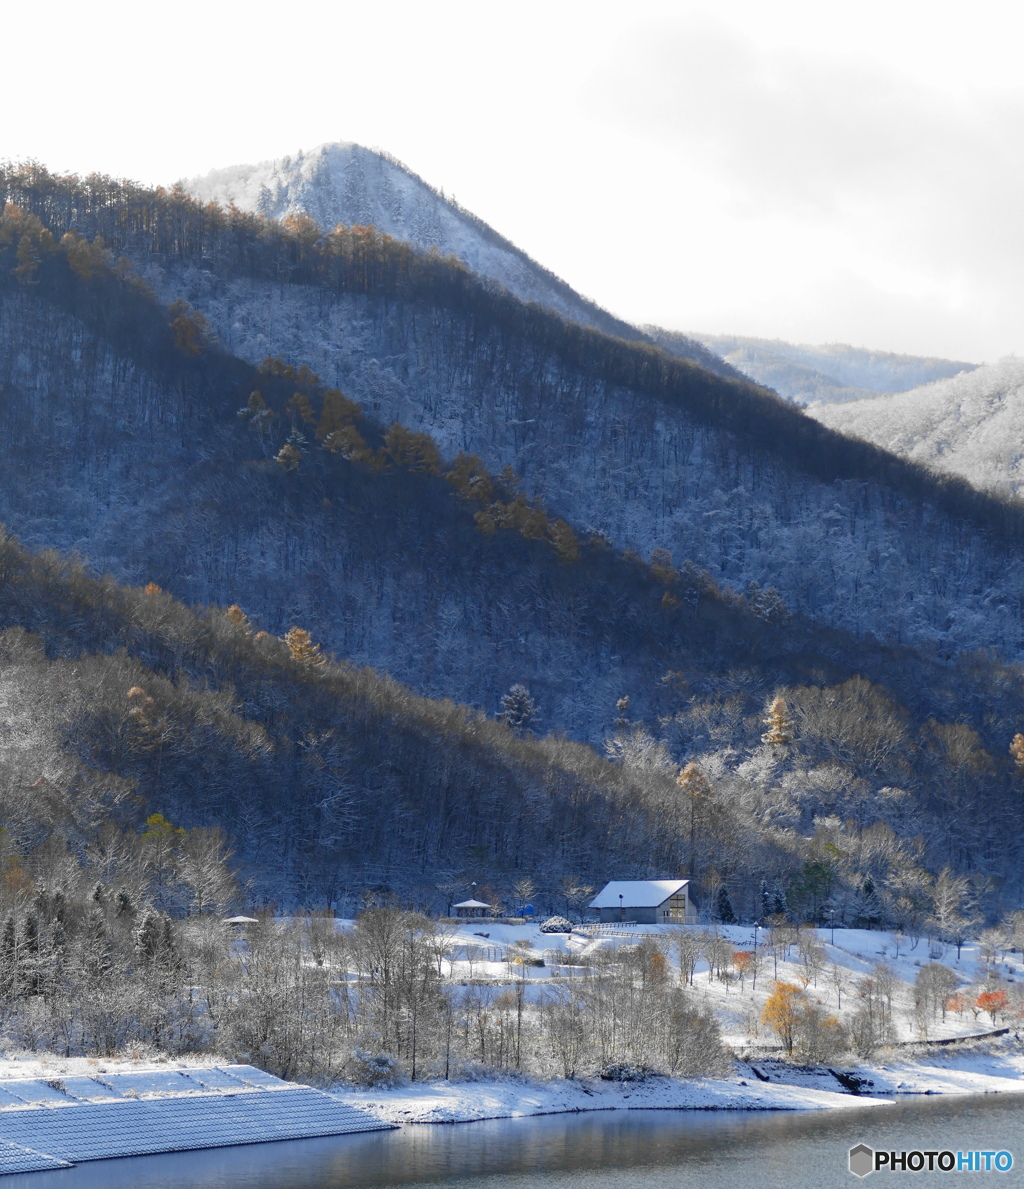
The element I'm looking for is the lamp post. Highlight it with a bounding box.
[829,909,835,946]
[619,893,624,922]
[753,920,760,953]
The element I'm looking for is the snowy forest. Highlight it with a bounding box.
[0,162,1022,939]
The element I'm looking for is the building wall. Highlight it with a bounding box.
[598,906,658,924]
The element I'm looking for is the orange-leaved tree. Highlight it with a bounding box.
[761,980,804,1053]
[975,989,1008,1025]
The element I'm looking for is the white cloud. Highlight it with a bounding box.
[576,13,1024,358]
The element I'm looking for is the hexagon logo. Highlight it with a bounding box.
[849,1144,874,1178]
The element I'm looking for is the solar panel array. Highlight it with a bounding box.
[0,1065,393,1174]
[0,1142,71,1175]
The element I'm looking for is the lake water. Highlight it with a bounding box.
[7,1096,1024,1188]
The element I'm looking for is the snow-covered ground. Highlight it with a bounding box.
[746,1043,1024,1098]
[1,920,1016,1134]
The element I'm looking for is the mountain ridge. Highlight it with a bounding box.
[685,332,978,407]
[809,356,1024,498]
[6,164,1024,667]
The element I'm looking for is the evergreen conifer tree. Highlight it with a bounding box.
[498,685,538,733]
[716,886,736,924]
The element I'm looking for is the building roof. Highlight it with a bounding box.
[453,899,492,909]
[589,880,689,909]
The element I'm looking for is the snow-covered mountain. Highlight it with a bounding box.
[809,357,1024,498]
[685,333,977,406]
[180,142,732,380]
[181,143,603,320]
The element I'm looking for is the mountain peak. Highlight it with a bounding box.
[181,140,625,331]
[179,141,737,378]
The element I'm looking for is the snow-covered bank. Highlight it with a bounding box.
[344,1074,889,1124]
[344,1039,1024,1125]
[746,1040,1024,1100]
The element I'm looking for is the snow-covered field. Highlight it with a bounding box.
[321,918,1024,1124]
[426,920,1022,1046]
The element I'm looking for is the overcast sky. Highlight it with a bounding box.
[7,0,1022,361]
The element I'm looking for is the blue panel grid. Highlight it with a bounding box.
[179,1068,249,1092]
[0,1089,393,1166]
[100,1071,195,1096]
[0,1141,71,1173]
[57,1077,122,1101]
[223,1065,295,1089]
[0,1081,72,1106]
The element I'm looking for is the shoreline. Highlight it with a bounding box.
[1,1037,1021,1132]
[342,1039,1024,1126]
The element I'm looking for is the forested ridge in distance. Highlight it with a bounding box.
[0,166,1021,932]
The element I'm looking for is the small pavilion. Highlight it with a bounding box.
[453,899,492,919]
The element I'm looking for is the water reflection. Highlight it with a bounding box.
[6,1095,1024,1189]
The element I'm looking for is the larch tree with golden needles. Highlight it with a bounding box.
[549,519,580,563]
[61,231,109,281]
[445,452,493,504]
[382,423,442,474]
[225,605,252,632]
[1010,733,1024,771]
[315,389,361,441]
[167,298,212,357]
[676,762,710,876]
[287,392,316,425]
[761,694,794,746]
[285,627,325,667]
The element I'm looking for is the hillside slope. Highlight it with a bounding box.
[3,167,1024,669]
[685,333,977,406]
[809,358,1024,498]
[1,178,1024,906]
[135,252,1024,662]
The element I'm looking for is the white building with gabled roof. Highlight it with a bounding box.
[589,879,698,924]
